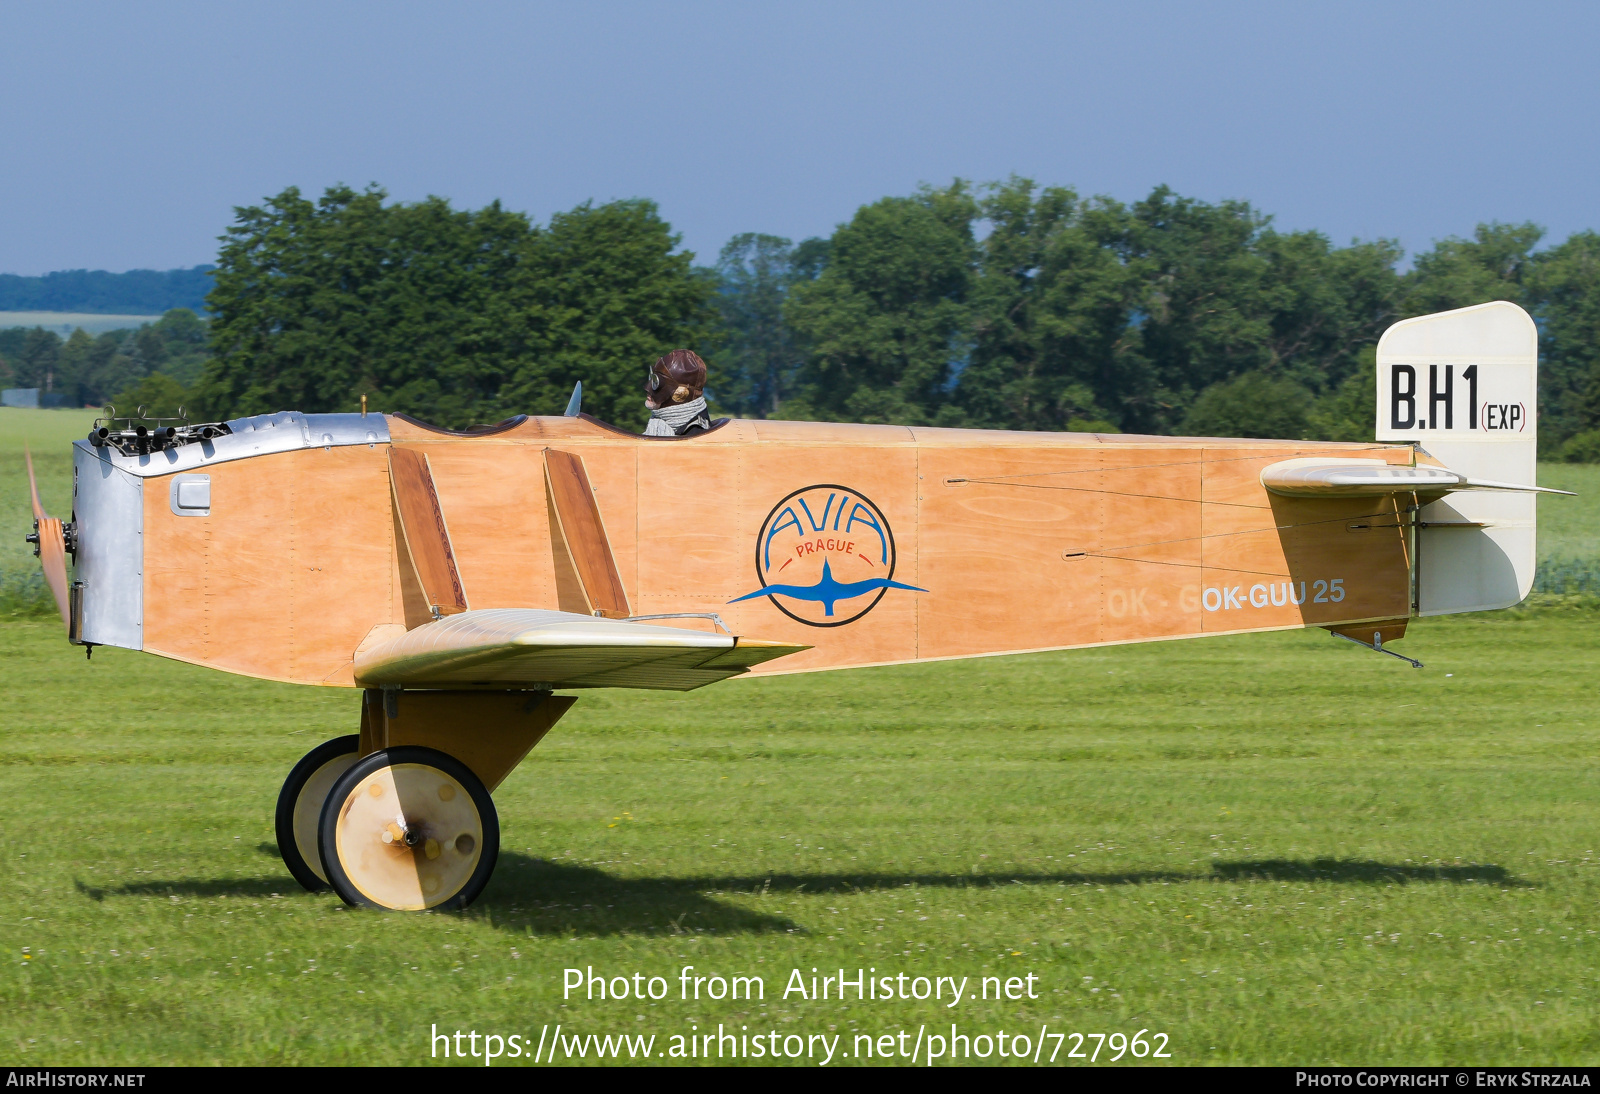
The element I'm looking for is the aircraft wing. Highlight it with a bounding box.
[1261,457,1573,498]
[352,608,808,691]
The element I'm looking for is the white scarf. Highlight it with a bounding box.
[644,396,709,436]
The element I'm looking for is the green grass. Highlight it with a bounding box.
[1537,464,1600,561]
[1534,465,1600,598]
[3,611,1599,1066]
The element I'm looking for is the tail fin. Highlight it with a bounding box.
[1375,300,1539,615]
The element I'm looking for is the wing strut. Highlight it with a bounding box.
[389,447,469,620]
[544,449,630,618]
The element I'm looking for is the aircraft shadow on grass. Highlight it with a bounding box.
[474,857,1529,934]
[73,853,1522,936]
[75,875,286,902]
[71,852,800,936]
[1207,859,1521,885]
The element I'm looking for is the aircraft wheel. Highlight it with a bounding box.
[274,734,361,891]
[318,746,499,911]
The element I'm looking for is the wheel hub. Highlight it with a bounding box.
[332,762,486,910]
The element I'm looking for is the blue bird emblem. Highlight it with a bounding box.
[730,557,926,618]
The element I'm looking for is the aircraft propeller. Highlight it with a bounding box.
[23,447,71,630]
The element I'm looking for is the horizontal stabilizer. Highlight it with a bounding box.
[1261,458,1571,498]
[353,608,808,691]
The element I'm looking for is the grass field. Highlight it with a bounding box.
[0,312,163,336]
[3,613,1598,1066]
[2,406,1598,1067]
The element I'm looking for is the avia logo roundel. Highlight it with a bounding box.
[729,484,925,628]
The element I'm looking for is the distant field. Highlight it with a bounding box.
[0,311,163,335]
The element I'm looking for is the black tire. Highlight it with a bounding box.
[318,746,499,911]
[274,734,361,892]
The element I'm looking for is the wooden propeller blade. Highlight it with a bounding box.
[35,516,70,629]
[25,446,47,521]
[388,447,469,617]
[24,446,70,629]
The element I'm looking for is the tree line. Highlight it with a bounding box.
[716,181,1600,459]
[0,309,207,414]
[0,265,212,314]
[4,181,1599,458]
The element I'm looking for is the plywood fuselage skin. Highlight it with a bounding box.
[137,415,1418,687]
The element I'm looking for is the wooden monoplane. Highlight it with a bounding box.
[23,302,1567,910]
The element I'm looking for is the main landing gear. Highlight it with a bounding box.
[274,689,575,911]
[274,734,360,891]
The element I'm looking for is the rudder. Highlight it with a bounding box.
[1375,300,1538,615]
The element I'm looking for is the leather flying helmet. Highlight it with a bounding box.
[645,349,706,408]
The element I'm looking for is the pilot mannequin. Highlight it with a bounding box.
[643,350,712,436]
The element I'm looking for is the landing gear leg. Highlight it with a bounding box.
[305,688,574,910]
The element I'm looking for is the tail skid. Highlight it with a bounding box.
[1331,628,1423,669]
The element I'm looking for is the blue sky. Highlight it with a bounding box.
[2,1,1597,274]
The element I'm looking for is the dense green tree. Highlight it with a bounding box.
[1128,187,1276,427]
[1254,230,1402,394]
[941,181,1399,437]
[13,328,63,392]
[1403,222,1541,315]
[1558,429,1600,462]
[55,329,98,404]
[196,186,711,429]
[0,328,29,370]
[109,372,190,418]
[1124,188,1402,433]
[130,309,210,387]
[197,185,531,424]
[954,179,1140,431]
[711,233,825,417]
[8,310,211,410]
[789,237,832,282]
[1,326,129,406]
[493,199,716,430]
[1304,347,1377,443]
[1524,231,1600,449]
[1182,371,1313,438]
[87,334,142,409]
[784,184,977,423]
